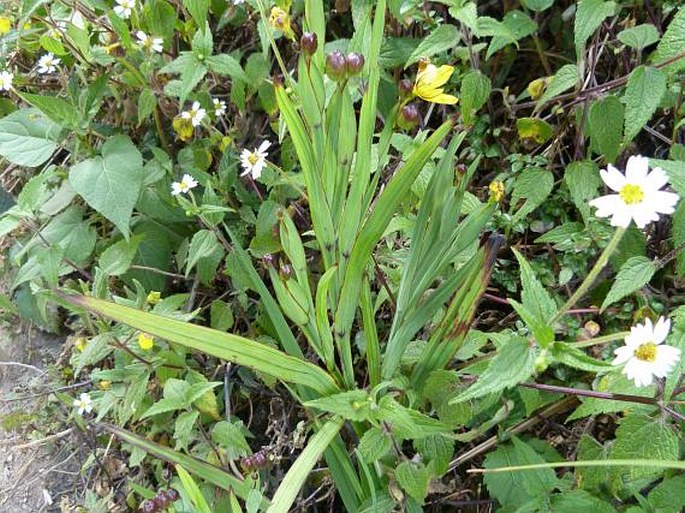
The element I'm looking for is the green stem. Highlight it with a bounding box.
[550,227,626,326]
[570,331,630,348]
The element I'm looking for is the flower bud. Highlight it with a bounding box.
[280,263,293,279]
[398,78,413,99]
[456,163,467,176]
[164,489,180,502]
[263,253,275,267]
[345,52,364,75]
[325,51,346,81]
[300,32,318,55]
[397,103,420,130]
[141,501,157,513]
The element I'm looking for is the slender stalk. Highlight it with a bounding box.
[570,331,630,348]
[550,227,625,326]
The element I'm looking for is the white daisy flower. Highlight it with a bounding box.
[231,0,246,4]
[181,101,206,127]
[113,0,136,19]
[240,141,271,180]
[0,71,13,91]
[213,98,226,117]
[171,174,199,196]
[589,155,680,229]
[73,392,93,415]
[612,317,681,387]
[136,31,163,53]
[37,53,61,74]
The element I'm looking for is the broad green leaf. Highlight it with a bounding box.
[460,70,491,125]
[183,0,209,27]
[648,475,685,513]
[39,35,66,55]
[564,161,600,223]
[537,64,579,105]
[652,7,685,73]
[650,158,685,196]
[550,490,614,513]
[623,66,666,144]
[357,427,391,462]
[617,24,659,50]
[516,117,553,144]
[588,95,623,162]
[405,24,459,67]
[59,294,340,395]
[574,0,616,58]
[520,0,554,11]
[137,89,157,125]
[488,10,537,58]
[483,437,559,509]
[69,135,144,239]
[206,54,249,82]
[674,202,685,276]
[144,0,176,41]
[450,335,536,404]
[609,414,679,488]
[98,236,142,276]
[18,92,79,128]
[576,434,609,492]
[186,230,221,276]
[40,206,96,265]
[513,249,556,322]
[0,108,62,166]
[395,460,432,503]
[601,256,656,311]
[210,300,234,331]
[174,410,200,451]
[414,435,454,475]
[511,167,554,220]
[568,372,656,421]
[211,421,251,458]
[304,390,374,422]
[101,423,256,501]
[267,417,343,513]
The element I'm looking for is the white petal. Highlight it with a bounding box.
[609,204,633,228]
[257,140,271,154]
[626,155,650,182]
[644,167,669,191]
[653,345,681,376]
[192,101,201,111]
[653,317,671,344]
[612,345,634,365]
[630,203,660,229]
[589,194,623,217]
[600,165,626,192]
[623,359,653,387]
[646,190,679,214]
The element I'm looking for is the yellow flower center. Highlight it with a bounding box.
[248,153,260,166]
[619,184,644,205]
[179,182,188,190]
[634,342,657,362]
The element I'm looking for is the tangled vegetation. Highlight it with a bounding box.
[0,0,684,511]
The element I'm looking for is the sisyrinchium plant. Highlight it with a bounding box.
[0,0,684,512]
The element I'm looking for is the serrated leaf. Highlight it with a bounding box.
[564,161,601,223]
[609,414,679,488]
[69,135,143,239]
[450,336,537,404]
[183,0,209,27]
[174,410,199,451]
[648,475,685,513]
[0,108,62,166]
[357,427,391,462]
[98,236,142,276]
[511,167,554,220]
[588,95,623,162]
[460,70,491,125]
[520,0,554,11]
[141,396,187,418]
[395,460,432,503]
[211,421,251,459]
[538,64,579,105]
[414,435,454,475]
[514,243,558,323]
[601,256,656,311]
[206,54,249,82]
[623,66,666,144]
[484,437,559,509]
[652,7,685,73]
[516,117,553,143]
[186,230,221,276]
[617,24,659,50]
[488,10,537,58]
[568,372,656,420]
[674,202,685,277]
[19,92,79,128]
[576,434,609,491]
[574,0,616,58]
[304,390,373,422]
[550,490,615,513]
[550,343,611,372]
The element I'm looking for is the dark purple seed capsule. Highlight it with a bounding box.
[253,452,268,468]
[325,51,346,81]
[345,52,365,75]
[153,495,169,509]
[164,489,180,502]
[280,263,293,279]
[300,32,318,55]
[398,103,420,130]
[263,253,275,267]
[398,78,413,98]
[141,501,157,513]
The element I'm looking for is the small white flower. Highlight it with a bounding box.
[589,155,680,229]
[136,31,163,53]
[213,98,226,117]
[0,71,13,91]
[171,173,199,196]
[612,317,681,387]
[113,0,136,19]
[73,392,93,415]
[37,53,61,74]
[230,0,246,4]
[181,101,206,127]
[240,141,271,180]
[69,10,86,29]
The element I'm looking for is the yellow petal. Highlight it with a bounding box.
[425,92,459,105]
[0,17,11,34]
[431,65,455,88]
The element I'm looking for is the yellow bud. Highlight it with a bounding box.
[172,116,194,141]
[74,338,87,352]
[146,291,161,305]
[0,17,12,34]
[269,6,295,40]
[527,77,549,100]
[219,136,232,153]
[137,333,154,351]
[99,380,112,390]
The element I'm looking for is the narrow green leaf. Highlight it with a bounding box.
[176,465,213,513]
[59,294,339,395]
[266,417,343,513]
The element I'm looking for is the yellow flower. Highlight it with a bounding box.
[146,291,161,304]
[99,380,112,390]
[172,115,194,141]
[0,17,12,34]
[412,58,458,105]
[138,333,154,351]
[527,77,549,100]
[269,7,295,40]
[488,180,505,203]
[74,338,87,352]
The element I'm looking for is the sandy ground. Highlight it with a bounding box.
[0,323,86,512]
